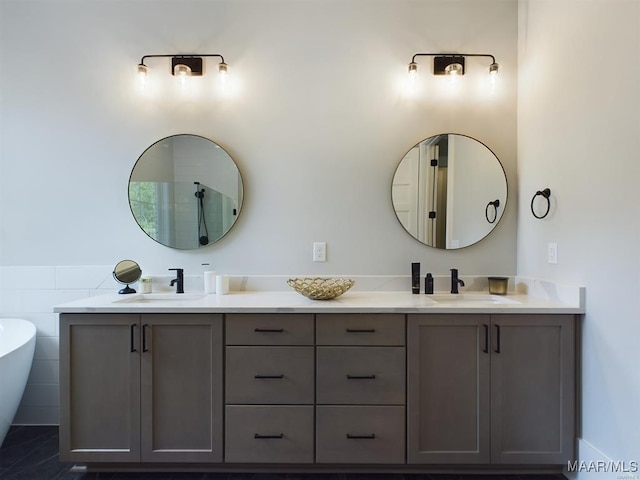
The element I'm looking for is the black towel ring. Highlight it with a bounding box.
[485,199,500,224]
[530,188,551,219]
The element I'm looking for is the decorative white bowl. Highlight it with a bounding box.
[287,277,355,300]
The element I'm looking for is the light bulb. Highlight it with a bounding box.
[174,63,191,77]
[408,62,418,82]
[137,64,148,89]
[445,63,463,76]
[218,62,229,92]
[489,62,499,93]
[173,63,191,91]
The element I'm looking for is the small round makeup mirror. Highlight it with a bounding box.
[113,260,142,294]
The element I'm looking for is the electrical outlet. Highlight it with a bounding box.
[548,242,558,264]
[313,242,327,262]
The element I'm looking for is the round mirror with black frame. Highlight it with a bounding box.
[391,133,507,249]
[128,134,244,250]
[113,259,141,294]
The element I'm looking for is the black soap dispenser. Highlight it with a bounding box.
[411,263,420,294]
[425,273,434,294]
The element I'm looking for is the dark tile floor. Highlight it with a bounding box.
[0,426,567,480]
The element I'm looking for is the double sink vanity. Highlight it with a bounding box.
[55,281,583,474]
[50,102,583,474]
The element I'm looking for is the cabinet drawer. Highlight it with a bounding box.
[225,406,314,463]
[316,347,405,405]
[316,406,405,464]
[226,314,314,345]
[226,347,314,404]
[316,314,405,345]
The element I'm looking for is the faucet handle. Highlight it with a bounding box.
[169,268,184,274]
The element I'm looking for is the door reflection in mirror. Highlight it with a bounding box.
[392,134,507,249]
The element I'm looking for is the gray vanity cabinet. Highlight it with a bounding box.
[407,314,491,464]
[140,314,223,463]
[315,314,406,464]
[490,314,575,464]
[60,314,141,463]
[407,314,575,465]
[59,313,223,464]
[224,313,315,463]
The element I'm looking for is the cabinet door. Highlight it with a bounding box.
[140,314,223,462]
[490,315,575,464]
[59,314,141,463]
[407,314,490,464]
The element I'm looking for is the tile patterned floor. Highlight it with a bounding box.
[0,426,568,480]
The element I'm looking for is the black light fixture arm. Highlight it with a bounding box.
[410,53,496,64]
[137,53,228,77]
[409,52,498,76]
[139,53,226,66]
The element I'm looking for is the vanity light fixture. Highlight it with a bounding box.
[137,54,228,82]
[408,53,499,78]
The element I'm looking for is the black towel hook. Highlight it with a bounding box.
[485,199,500,224]
[531,188,551,219]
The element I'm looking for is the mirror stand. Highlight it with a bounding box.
[118,284,137,295]
[113,259,142,295]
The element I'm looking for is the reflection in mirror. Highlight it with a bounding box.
[129,134,243,249]
[391,134,507,249]
[113,259,141,294]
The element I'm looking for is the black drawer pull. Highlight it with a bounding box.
[254,328,285,333]
[346,328,376,333]
[346,374,376,380]
[130,324,137,352]
[254,374,285,379]
[142,324,149,352]
[483,324,489,354]
[254,433,284,439]
[346,433,376,439]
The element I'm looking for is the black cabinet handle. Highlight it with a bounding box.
[254,328,284,333]
[254,433,284,439]
[483,324,489,354]
[142,324,149,352]
[346,374,376,380]
[346,328,376,333]
[494,324,501,354]
[130,324,137,353]
[346,434,376,439]
[254,374,285,379]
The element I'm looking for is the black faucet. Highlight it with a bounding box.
[169,268,184,294]
[450,268,465,294]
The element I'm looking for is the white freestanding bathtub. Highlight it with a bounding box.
[0,318,36,447]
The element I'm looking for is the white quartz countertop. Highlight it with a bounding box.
[53,290,584,314]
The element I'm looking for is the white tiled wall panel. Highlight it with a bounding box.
[0,265,115,425]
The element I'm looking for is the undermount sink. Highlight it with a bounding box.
[428,293,520,305]
[113,293,207,303]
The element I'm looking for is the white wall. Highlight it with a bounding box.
[517,0,640,473]
[0,0,517,274]
[0,0,518,424]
